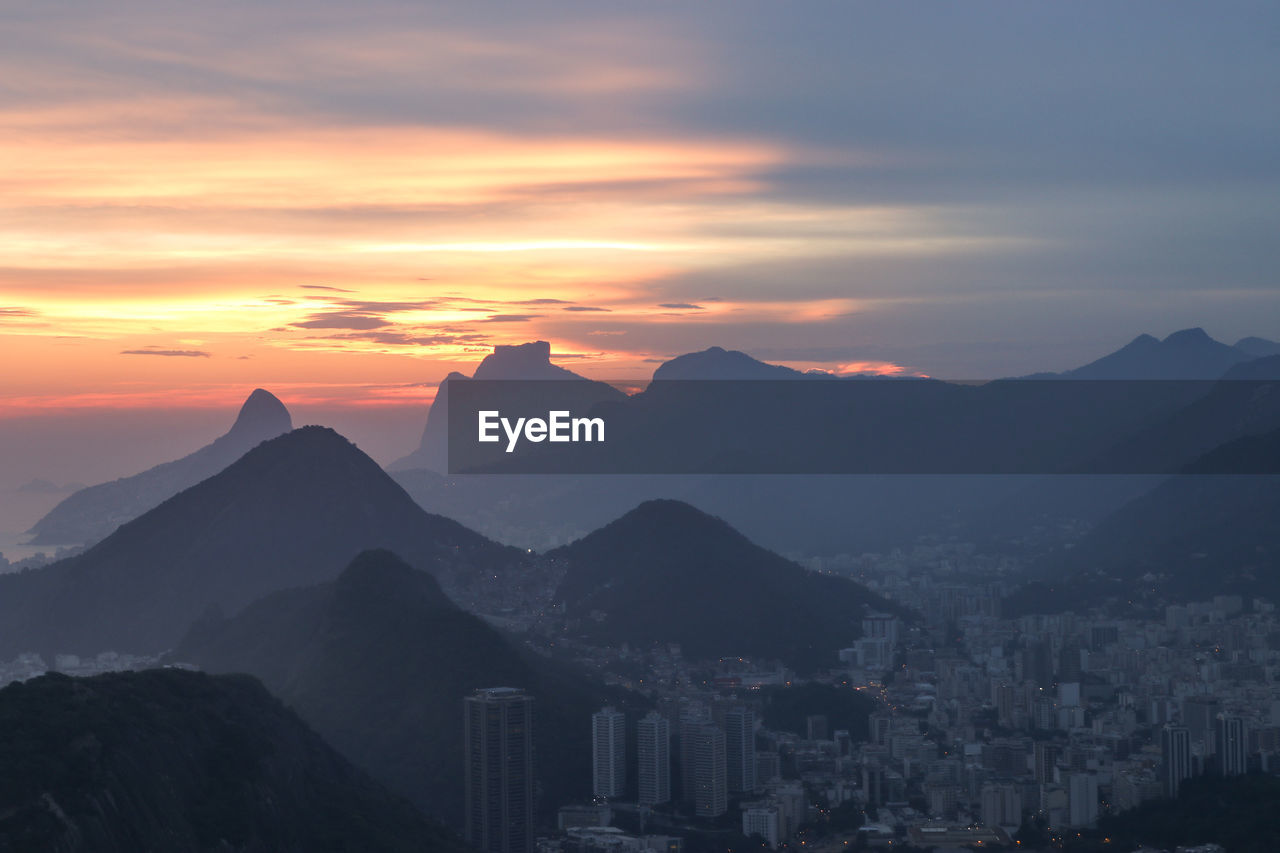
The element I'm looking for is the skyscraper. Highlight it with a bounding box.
[592,706,627,799]
[1161,724,1192,798]
[1182,696,1221,753]
[637,711,671,806]
[724,706,756,794]
[1216,714,1248,776]
[688,721,727,817]
[1066,772,1099,828]
[465,687,534,853]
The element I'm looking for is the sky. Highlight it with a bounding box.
[2,2,1280,488]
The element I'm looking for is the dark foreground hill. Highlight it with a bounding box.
[0,427,525,657]
[1056,773,1280,853]
[29,389,293,546]
[174,549,629,824]
[0,668,462,853]
[549,500,896,671]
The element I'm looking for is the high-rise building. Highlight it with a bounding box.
[1066,773,1099,828]
[1216,714,1248,776]
[688,721,727,817]
[638,711,671,806]
[724,706,757,794]
[465,687,534,853]
[678,703,711,805]
[1034,741,1061,784]
[1161,724,1192,798]
[592,706,626,799]
[980,782,1021,828]
[1182,696,1221,752]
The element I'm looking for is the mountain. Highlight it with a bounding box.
[549,500,896,671]
[174,549,629,823]
[29,389,293,546]
[1039,426,1280,606]
[0,426,525,657]
[1057,328,1253,379]
[1235,336,1280,358]
[1080,356,1280,474]
[0,668,463,853]
[390,341,625,472]
[651,346,812,380]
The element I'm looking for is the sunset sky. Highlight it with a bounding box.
[2,2,1279,483]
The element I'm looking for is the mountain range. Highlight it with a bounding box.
[0,426,524,657]
[390,341,624,472]
[1034,327,1278,379]
[0,668,463,853]
[173,549,632,823]
[28,389,293,547]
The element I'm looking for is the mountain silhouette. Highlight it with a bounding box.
[174,549,628,823]
[390,341,624,472]
[651,346,812,380]
[0,427,524,657]
[29,389,293,546]
[0,668,463,853]
[1037,426,1280,606]
[1058,328,1253,379]
[1234,336,1280,358]
[549,500,895,671]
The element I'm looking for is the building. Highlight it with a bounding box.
[1162,724,1193,798]
[724,706,757,794]
[1034,741,1061,784]
[593,706,627,799]
[637,712,671,806]
[1066,772,1099,828]
[980,782,1021,828]
[1183,696,1222,752]
[742,804,783,848]
[465,687,534,853]
[1216,714,1248,776]
[558,804,613,831]
[687,721,727,817]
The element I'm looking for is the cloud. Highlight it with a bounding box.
[299,284,355,292]
[563,305,610,312]
[328,330,490,346]
[0,307,37,318]
[292,311,390,330]
[120,348,211,357]
[658,302,703,310]
[482,314,541,322]
[512,298,572,305]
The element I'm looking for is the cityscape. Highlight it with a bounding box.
[2,3,1279,852]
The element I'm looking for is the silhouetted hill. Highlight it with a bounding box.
[549,500,896,671]
[1068,773,1280,852]
[29,389,293,547]
[174,550,629,824]
[0,427,525,657]
[652,346,811,380]
[0,668,462,853]
[1061,327,1251,379]
[391,342,624,472]
[1080,365,1280,474]
[1235,336,1280,358]
[1046,427,1280,604]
